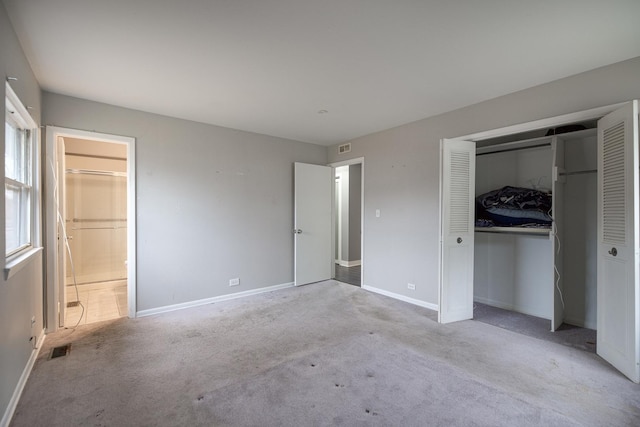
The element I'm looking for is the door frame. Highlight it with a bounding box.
[45,126,137,331]
[329,157,365,287]
[334,166,345,264]
[439,102,627,324]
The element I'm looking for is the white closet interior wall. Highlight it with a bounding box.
[559,130,598,329]
[474,144,554,319]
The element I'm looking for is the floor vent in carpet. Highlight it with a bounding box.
[67,301,80,307]
[50,344,71,359]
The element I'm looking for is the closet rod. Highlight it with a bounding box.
[476,142,551,156]
[560,169,597,176]
[66,168,126,177]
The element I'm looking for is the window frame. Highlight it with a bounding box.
[5,83,40,275]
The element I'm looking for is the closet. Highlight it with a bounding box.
[472,127,597,331]
[441,101,639,382]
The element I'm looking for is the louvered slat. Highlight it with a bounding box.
[449,151,470,234]
[602,122,626,244]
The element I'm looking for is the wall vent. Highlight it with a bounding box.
[338,143,351,154]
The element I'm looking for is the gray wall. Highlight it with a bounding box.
[42,92,327,312]
[348,163,361,261]
[0,2,44,422]
[327,56,640,306]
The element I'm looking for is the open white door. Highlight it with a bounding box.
[597,101,640,383]
[294,162,332,286]
[439,139,476,323]
[551,138,565,331]
[45,131,66,330]
[57,137,67,326]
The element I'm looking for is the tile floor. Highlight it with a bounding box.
[64,280,128,326]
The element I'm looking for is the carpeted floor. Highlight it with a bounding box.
[473,302,597,353]
[11,281,640,426]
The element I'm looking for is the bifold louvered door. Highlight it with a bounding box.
[440,139,475,323]
[597,101,640,383]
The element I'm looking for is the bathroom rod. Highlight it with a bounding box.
[66,168,127,177]
[68,218,127,223]
[66,152,126,162]
[71,226,126,231]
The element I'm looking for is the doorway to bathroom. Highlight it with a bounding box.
[45,126,136,330]
[63,138,128,325]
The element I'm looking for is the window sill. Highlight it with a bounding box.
[5,247,43,280]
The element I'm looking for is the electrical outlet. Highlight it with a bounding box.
[229,278,240,287]
[407,283,416,290]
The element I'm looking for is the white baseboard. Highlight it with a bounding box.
[136,282,295,317]
[336,260,361,267]
[363,285,439,312]
[473,297,549,320]
[1,329,46,427]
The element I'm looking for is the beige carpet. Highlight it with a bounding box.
[194,335,580,426]
[11,281,640,426]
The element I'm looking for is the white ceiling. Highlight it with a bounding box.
[4,0,640,146]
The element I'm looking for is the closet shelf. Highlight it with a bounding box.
[475,226,551,236]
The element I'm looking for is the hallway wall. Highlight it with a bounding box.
[348,163,361,262]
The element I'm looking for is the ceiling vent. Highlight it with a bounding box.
[338,143,351,154]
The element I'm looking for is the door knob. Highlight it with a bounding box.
[457,237,462,244]
[608,247,617,256]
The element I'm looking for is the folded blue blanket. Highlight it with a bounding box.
[476,186,552,227]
